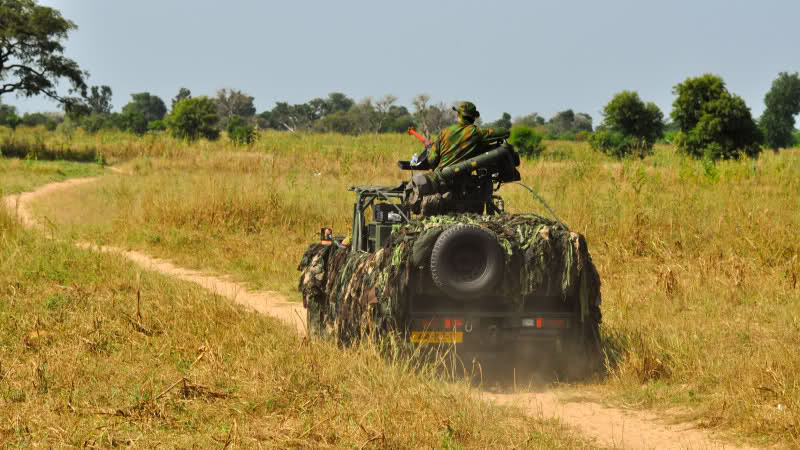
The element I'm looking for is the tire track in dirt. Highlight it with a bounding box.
[3,171,754,450]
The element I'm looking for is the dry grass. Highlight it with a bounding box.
[0,175,591,447]
[11,126,800,445]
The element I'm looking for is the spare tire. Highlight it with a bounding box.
[430,224,504,299]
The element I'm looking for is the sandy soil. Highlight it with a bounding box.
[2,171,755,450]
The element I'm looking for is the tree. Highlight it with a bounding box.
[348,98,380,134]
[601,91,664,145]
[120,110,148,135]
[671,74,726,133]
[549,109,575,136]
[489,112,512,130]
[269,102,315,131]
[20,111,48,127]
[314,110,357,134]
[0,103,20,129]
[215,88,256,122]
[168,96,219,141]
[171,87,191,110]
[411,95,455,137]
[374,94,398,133]
[119,92,165,135]
[547,109,592,137]
[325,92,354,115]
[383,105,414,132]
[81,113,111,134]
[0,103,17,122]
[83,85,112,114]
[671,74,763,160]
[574,113,593,132]
[590,91,664,158]
[761,72,800,150]
[121,92,166,123]
[513,113,545,127]
[0,0,88,107]
[411,94,432,135]
[426,102,456,135]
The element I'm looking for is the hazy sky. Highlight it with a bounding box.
[4,1,799,123]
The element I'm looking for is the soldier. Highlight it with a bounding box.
[427,101,509,172]
[411,101,510,216]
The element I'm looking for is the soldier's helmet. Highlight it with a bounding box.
[453,101,480,120]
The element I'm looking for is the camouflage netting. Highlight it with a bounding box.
[298,213,602,344]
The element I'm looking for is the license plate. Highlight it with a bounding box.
[410,331,463,344]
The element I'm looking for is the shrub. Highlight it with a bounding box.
[508,125,545,158]
[589,129,651,159]
[226,115,256,145]
[661,130,678,144]
[121,110,148,135]
[168,97,220,141]
[80,114,110,134]
[2,113,21,130]
[148,119,168,132]
[20,112,50,128]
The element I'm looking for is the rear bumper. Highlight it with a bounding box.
[408,312,576,354]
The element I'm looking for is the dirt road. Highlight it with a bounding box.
[3,172,753,449]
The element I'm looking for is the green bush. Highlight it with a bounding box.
[80,114,110,134]
[226,115,256,145]
[661,130,678,144]
[508,125,545,158]
[589,129,651,159]
[793,130,800,148]
[148,119,168,132]
[121,110,148,135]
[168,97,220,141]
[2,113,21,130]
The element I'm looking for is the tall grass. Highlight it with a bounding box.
[12,126,800,444]
[0,185,590,447]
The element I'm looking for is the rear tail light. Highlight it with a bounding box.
[521,318,569,328]
[444,319,464,329]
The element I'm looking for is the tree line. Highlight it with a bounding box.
[0,87,597,141]
[1,0,799,160]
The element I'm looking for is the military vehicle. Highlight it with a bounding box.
[298,135,602,376]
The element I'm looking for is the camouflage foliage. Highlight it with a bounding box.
[298,213,602,344]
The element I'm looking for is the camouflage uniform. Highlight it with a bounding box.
[420,102,509,216]
[427,102,509,173]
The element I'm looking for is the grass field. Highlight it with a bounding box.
[0,154,590,447]
[0,158,104,196]
[9,126,800,445]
